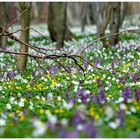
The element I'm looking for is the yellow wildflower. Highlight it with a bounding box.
[52,79,57,85]
[55,109,64,114]
[89,108,94,117]
[9,113,14,118]
[16,86,22,90]
[95,76,100,80]
[122,69,127,73]
[95,114,100,120]
[8,85,13,90]
[46,73,50,79]
[123,63,131,68]
[16,110,20,114]
[108,94,112,98]
[19,114,25,121]
[87,75,92,80]
[40,109,45,114]
[26,85,31,90]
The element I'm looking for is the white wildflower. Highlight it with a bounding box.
[130,107,136,113]
[49,115,57,124]
[61,118,68,127]
[77,98,82,103]
[109,122,118,129]
[10,97,15,102]
[0,118,6,126]
[47,93,53,101]
[120,103,126,110]
[63,100,73,110]
[105,106,114,120]
[32,119,46,137]
[19,99,24,107]
[77,124,83,131]
[6,103,11,110]
[57,96,61,101]
[36,95,40,100]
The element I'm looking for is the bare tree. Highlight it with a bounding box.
[94,2,111,48]
[0,2,7,48]
[48,2,74,49]
[81,3,95,32]
[120,2,128,27]
[16,2,31,71]
[109,2,121,46]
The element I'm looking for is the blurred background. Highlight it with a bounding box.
[1,2,140,27]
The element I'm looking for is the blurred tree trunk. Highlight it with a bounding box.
[16,2,30,71]
[81,3,87,32]
[81,3,95,32]
[39,2,48,23]
[48,2,73,49]
[0,3,3,47]
[0,2,7,48]
[94,2,111,48]
[109,2,121,46]
[7,2,17,24]
[120,2,128,27]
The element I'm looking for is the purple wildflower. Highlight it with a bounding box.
[84,119,97,138]
[67,66,72,74]
[73,112,86,125]
[84,58,88,69]
[97,87,106,106]
[131,73,138,82]
[137,46,140,52]
[32,70,36,77]
[59,130,79,138]
[135,90,140,101]
[7,70,15,79]
[25,91,30,98]
[47,120,56,131]
[97,78,102,87]
[121,86,132,102]
[117,108,125,127]
[23,109,28,115]
[81,93,88,103]
[49,64,58,74]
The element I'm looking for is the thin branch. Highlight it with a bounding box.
[3,9,28,33]
[80,28,140,54]
[33,57,48,74]
[0,49,43,59]
[54,59,70,76]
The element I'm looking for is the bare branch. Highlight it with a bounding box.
[3,9,28,32]
[80,28,140,54]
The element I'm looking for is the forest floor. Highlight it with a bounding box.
[0,23,140,138]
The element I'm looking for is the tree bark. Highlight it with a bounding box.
[0,3,3,47]
[109,2,121,46]
[0,2,7,48]
[120,2,128,27]
[48,2,74,49]
[16,2,30,71]
[81,3,87,32]
[94,2,111,48]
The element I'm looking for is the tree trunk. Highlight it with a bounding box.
[0,3,3,47]
[16,2,30,71]
[48,2,74,49]
[109,2,121,46]
[94,2,111,48]
[81,3,87,32]
[0,2,7,48]
[120,2,128,27]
